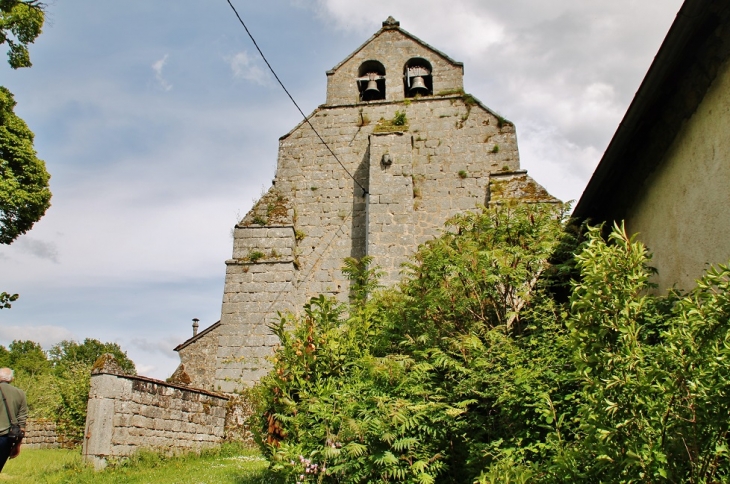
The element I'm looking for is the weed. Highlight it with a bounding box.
[492,144,500,153]
[392,110,407,126]
[373,111,409,133]
[294,229,306,242]
[462,93,477,106]
[248,251,265,263]
[502,165,510,171]
[458,170,468,179]
[252,215,267,226]
[310,186,318,191]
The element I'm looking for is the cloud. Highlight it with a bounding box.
[226,50,271,86]
[130,336,180,359]
[0,325,75,349]
[136,364,156,375]
[14,236,59,263]
[152,54,172,91]
[307,0,683,199]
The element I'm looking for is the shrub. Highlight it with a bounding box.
[253,203,570,483]
[254,206,730,483]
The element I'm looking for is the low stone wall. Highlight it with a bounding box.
[83,366,228,469]
[24,418,63,449]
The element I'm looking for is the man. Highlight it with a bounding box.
[0,368,27,472]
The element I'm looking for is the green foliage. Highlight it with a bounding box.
[565,224,730,482]
[393,110,408,126]
[0,0,44,69]
[254,204,730,483]
[457,170,467,179]
[253,203,571,483]
[49,338,136,375]
[5,339,50,376]
[249,250,265,263]
[0,85,51,244]
[0,338,136,443]
[0,290,18,308]
[53,361,92,443]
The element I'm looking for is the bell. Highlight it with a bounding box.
[409,76,428,95]
[365,79,380,95]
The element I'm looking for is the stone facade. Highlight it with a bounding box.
[176,17,556,392]
[82,369,228,469]
[24,418,63,449]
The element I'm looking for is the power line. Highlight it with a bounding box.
[224,0,368,195]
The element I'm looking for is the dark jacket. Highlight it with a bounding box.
[0,382,28,434]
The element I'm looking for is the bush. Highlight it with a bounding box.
[253,203,571,483]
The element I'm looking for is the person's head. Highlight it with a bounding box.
[0,368,14,383]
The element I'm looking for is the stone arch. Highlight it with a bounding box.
[403,57,433,98]
[357,60,386,101]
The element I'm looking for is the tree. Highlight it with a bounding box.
[49,338,137,375]
[4,339,50,376]
[0,0,50,309]
[0,86,51,244]
[0,0,44,69]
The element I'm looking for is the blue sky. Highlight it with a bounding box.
[0,0,683,378]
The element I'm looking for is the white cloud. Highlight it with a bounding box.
[130,336,180,359]
[136,364,156,375]
[226,50,271,86]
[0,325,75,349]
[151,54,172,91]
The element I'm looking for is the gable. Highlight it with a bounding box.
[325,17,465,105]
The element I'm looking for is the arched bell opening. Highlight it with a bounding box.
[403,58,433,98]
[357,60,386,102]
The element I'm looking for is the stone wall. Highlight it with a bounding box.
[175,321,222,389]
[83,369,228,469]
[24,418,63,449]
[326,19,464,106]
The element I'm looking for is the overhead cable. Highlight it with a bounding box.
[224,0,368,195]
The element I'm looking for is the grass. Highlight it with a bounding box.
[0,444,273,484]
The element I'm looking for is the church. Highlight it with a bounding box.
[173,17,557,393]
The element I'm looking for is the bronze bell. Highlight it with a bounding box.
[365,79,380,95]
[409,76,428,95]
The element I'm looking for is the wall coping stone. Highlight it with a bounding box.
[92,372,228,400]
[225,259,294,266]
[234,224,294,230]
[174,320,221,352]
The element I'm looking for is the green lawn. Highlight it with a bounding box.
[0,444,274,484]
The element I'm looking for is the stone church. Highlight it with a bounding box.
[173,17,557,393]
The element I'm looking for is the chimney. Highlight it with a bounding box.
[192,318,200,337]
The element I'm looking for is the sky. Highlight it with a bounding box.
[0,0,685,379]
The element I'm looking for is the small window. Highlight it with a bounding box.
[404,58,432,98]
[357,60,386,101]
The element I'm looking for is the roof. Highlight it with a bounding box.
[326,16,464,75]
[173,320,221,352]
[573,0,730,221]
